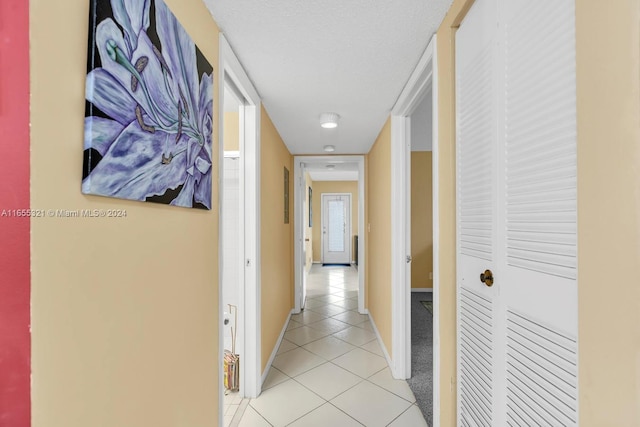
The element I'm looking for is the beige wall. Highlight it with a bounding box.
[366,119,393,356]
[311,180,359,263]
[576,0,640,425]
[411,152,433,289]
[223,112,240,152]
[260,106,294,372]
[30,1,220,426]
[436,0,640,425]
[305,173,313,270]
[435,1,474,425]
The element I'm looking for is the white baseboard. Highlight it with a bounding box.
[261,309,293,384]
[367,312,393,372]
[411,288,433,292]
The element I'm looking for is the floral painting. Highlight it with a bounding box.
[82,0,213,209]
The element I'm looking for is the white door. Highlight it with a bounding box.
[222,155,241,354]
[456,1,578,426]
[456,1,499,423]
[322,194,351,265]
[301,171,308,309]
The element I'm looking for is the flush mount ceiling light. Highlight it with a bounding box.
[326,164,336,169]
[323,145,335,152]
[320,112,340,129]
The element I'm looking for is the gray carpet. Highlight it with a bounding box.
[407,292,433,426]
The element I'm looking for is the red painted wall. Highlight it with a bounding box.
[0,0,31,425]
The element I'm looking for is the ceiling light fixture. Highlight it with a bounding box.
[323,145,335,152]
[320,112,340,129]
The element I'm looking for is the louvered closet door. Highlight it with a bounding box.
[456,0,499,425]
[500,1,578,425]
[456,1,578,426]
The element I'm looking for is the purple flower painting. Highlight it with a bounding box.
[83,0,213,209]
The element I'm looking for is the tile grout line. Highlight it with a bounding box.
[286,331,376,351]
[228,398,250,427]
[323,401,367,427]
[241,265,424,426]
[363,375,417,404]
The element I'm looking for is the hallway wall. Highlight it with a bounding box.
[410,151,433,289]
[576,0,640,425]
[366,118,393,356]
[311,180,359,263]
[435,0,640,425]
[260,106,294,372]
[435,4,466,422]
[0,0,30,425]
[30,1,221,426]
[223,112,240,151]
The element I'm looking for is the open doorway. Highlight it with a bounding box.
[390,34,438,427]
[405,88,434,425]
[221,79,245,422]
[218,34,262,427]
[293,156,365,315]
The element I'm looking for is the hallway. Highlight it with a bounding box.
[235,265,428,426]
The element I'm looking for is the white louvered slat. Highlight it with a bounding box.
[506,311,578,427]
[460,288,494,427]
[457,38,495,262]
[504,0,577,280]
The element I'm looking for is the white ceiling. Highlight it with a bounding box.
[204,0,452,155]
[306,162,359,182]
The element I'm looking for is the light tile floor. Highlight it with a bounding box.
[224,391,246,426]
[235,265,429,427]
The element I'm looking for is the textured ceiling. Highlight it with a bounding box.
[204,0,452,155]
[306,162,359,181]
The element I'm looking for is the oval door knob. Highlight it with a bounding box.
[480,269,494,287]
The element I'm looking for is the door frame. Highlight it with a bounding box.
[320,193,353,265]
[293,156,366,314]
[218,34,262,416]
[389,33,439,407]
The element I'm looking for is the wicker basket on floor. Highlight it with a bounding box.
[224,304,239,392]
